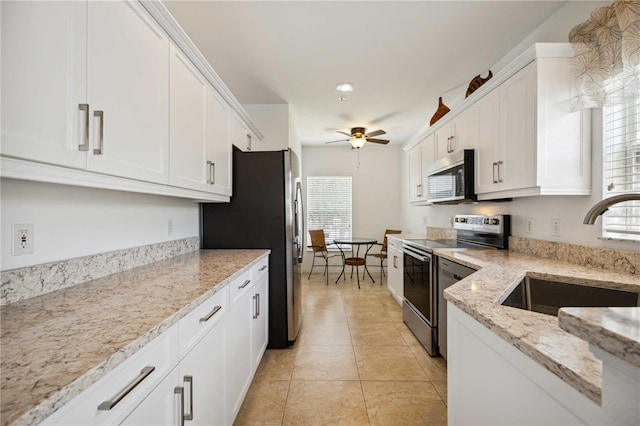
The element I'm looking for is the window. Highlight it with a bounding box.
[602,96,640,241]
[306,176,352,249]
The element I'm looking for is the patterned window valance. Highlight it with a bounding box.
[569,0,640,111]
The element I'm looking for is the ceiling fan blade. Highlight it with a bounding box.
[336,131,352,137]
[365,129,386,138]
[366,138,389,144]
[324,138,350,144]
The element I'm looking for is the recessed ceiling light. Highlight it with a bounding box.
[336,82,355,92]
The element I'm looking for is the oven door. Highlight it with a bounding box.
[402,247,434,326]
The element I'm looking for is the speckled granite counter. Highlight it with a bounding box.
[0,249,269,425]
[559,307,640,368]
[436,248,640,404]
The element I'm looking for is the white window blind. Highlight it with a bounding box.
[602,96,640,240]
[306,176,352,249]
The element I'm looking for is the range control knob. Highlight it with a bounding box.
[458,217,466,223]
[483,218,490,225]
[492,218,500,225]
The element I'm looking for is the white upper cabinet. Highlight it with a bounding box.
[231,114,252,151]
[408,144,423,203]
[434,104,478,160]
[85,1,169,184]
[205,88,232,196]
[1,1,87,169]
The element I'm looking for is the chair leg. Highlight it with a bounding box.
[355,266,361,289]
[324,260,329,285]
[380,259,384,284]
[308,255,316,279]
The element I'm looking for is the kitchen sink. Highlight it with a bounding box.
[501,276,640,316]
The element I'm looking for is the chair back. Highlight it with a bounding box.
[308,229,328,253]
[381,229,402,252]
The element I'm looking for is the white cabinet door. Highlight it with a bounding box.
[499,62,536,191]
[434,122,453,160]
[169,42,209,192]
[408,145,423,202]
[231,114,251,151]
[387,244,404,306]
[225,290,253,422]
[420,133,435,179]
[475,90,500,194]
[179,321,227,426]
[205,89,232,196]
[251,275,269,369]
[1,1,87,169]
[86,0,169,184]
[120,368,180,426]
[452,104,478,154]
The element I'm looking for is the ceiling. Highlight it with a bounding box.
[163,1,566,147]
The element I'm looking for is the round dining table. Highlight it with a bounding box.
[333,237,378,288]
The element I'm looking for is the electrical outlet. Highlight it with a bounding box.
[526,218,534,234]
[551,218,561,237]
[12,223,34,255]
[167,219,174,236]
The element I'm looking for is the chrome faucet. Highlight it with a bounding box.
[583,193,640,224]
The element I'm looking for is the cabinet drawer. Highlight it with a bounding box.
[178,285,229,359]
[252,256,269,283]
[387,237,401,251]
[43,326,179,425]
[229,268,254,305]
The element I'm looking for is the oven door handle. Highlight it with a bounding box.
[402,247,431,262]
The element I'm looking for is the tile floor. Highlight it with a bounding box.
[234,271,448,425]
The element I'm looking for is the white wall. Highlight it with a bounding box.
[0,179,200,270]
[401,0,639,252]
[302,145,402,271]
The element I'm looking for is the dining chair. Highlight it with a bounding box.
[366,229,402,283]
[307,229,341,285]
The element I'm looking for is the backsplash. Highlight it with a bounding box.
[426,226,457,240]
[509,236,639,276]
[1,237,200,305]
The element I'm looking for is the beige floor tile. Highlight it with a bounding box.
[394,321,423,346]
[297,321,352,346]
[354,345,428,381]
[349,322,407,346]
[384,308,403,322]
[303,309,348,325]
[283,381,369,426]
[234,380,290,425]
[408,345,448,381]
[346,310,393,324]
[362,381,447,426]
[292,346,359,380]
[254,348,298,381]
[432,380,448,405]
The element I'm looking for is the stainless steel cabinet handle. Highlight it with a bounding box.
[199,305,222,323]
[239,279,251,289]
[93,110,104,155]
[492,162,498,184]
[497,160,503,183]
[416,184,422,197]
[97,366,155,410]
[175,386,185,426]
[206,161,215,185]
[256,293,260,317]
[79,104,90,151]
[449,136,455,153]
[253,295,258,319]
[259,265,267,271]
[246,134,252,151]
[393,255,397,268]
[184,375,193,421]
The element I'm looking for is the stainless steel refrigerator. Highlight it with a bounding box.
[200,147,303,348]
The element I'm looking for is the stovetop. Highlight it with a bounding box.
[403,238,460,252]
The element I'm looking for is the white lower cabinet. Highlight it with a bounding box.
[386,237,404,306]
[44,257,269,426]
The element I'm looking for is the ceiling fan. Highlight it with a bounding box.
[324,127,389,149]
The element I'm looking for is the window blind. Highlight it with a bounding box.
[306,176,352,249]
[602,96,640,240]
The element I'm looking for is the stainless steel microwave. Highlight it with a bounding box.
[426,149,476,204]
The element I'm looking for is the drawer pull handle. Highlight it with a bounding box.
[184,375,193,421]
[79,104,89,151]
[239,279,251,289]
[199,305,222,322]
[97,366,155,410]
[259,265,267,271]
[253,295,258,319]
[175,386,185,426]
[93,110,104,155]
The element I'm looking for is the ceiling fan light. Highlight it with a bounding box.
[336,82,355,92]
[351,136,366,148]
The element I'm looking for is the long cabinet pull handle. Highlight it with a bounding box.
[246,134,252,151]
[497,160,503,183]
[239,279,251,289]
[253,295,258,319]
[259,265,267,271]
[449,136,454,153]
[393,255,397,268]
[492,162,498,184]
[211,162,215,185]
[93,110,104,155]
[257,293,260,317]
[97,366,155,410]
[79,104,90,151]
[199,305,222,322]
[175,386,185,426]
[183,375,193,421]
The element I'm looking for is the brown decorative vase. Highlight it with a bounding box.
[430,97,450,126]
[465,70,493,98]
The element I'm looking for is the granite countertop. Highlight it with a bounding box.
[435,248,640,404]
[0,249,269,425]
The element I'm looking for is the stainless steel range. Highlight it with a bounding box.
[402,214,510,356]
